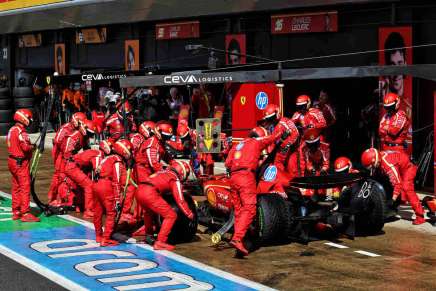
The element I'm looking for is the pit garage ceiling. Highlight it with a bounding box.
[0,0,396,34]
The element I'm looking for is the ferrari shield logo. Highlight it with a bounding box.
[196,118,221,153]
[240,96,246,105]
[46,76,51,85]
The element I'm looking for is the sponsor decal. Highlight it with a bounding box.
[255,91,268,110]
[235,142,244,151]
[240,96,246,105]
[81,74,127,81]
[263,165,277,182]
[163,75,233,85]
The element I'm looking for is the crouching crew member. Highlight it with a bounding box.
[48,112,87,204]
[135,160,194,251]
[302,128,330,176]
[361,148,426,225]
[93,139,132,246]
[225,127,287,256]
[7,109,39,222]
[60,120,95,218]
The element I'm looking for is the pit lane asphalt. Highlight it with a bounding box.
[0,137,435,290]
[0,252,66,291]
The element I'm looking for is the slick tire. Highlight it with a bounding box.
[0,88,10,99]
[0,109,13,123]
[0,123,12,135]
[350,179,386,235]
[14,97,34,108]
[0,98,12,109]
[13,87,33,98]
[162,194,198,244]
[250,194,291,246]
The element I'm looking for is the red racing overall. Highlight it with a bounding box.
[7,123,34,218]
[47,122,75,202]
[61,131,94,215]
[380,151,424,218]
[105,113,137,143]
[135,170,193,244]
[270,117,300,190]
[93,154,127,242]
[292,107,327,132]
[225,135,276,243]
[379,110,409,153]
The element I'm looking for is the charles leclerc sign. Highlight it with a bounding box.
[271,11,338,34]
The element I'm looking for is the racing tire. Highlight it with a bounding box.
[0,88,10,99]
[250,194,291,246]
[162,194,198,244]
[13,87,33,98]
[350,179,386,235]
[14,97,34,108]
[0,123,12,135]
[0,98,12,109]
[0,110,13,123]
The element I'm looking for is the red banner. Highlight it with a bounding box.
[156,21,200,40]
[271,11,338,34]
[225,34,246,65]
[378,26,413,152]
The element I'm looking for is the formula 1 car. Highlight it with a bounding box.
[189,171,388,251]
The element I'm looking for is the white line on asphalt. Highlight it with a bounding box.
[324,242,349,249]
[354,250,381,257]
[0,245,87,291]
[0,191,277,291]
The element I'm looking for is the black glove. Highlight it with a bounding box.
[128,158,135,169]
[115,200,122,212]
[280,130,290,142]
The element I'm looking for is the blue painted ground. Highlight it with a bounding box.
[0,224,262,291]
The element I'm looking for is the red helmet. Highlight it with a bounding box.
[99,140,112,155]
[84,119,96,135]
[170,160,191,181]
[71,112,87,128]
[361,148,381,169]
[296,95,311,111]
[14,109,33,127]
[117,101,133,118]
[383,92,400,111]
[139,121,155,138]
[334,157,353,173]
[177,123,190,139]
[262,104,281,121]
[249,126,268,138]
[155,122,173,140]
[303,128,321,144]
[113,139,133,160]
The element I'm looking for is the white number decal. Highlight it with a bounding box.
[358,182,371,199]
